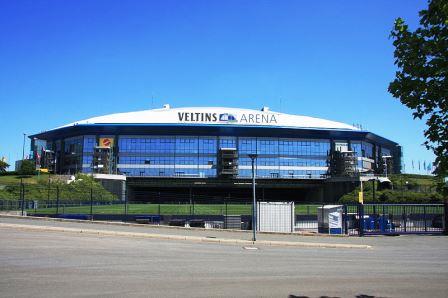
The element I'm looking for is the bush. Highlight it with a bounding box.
[18,160,36,175]
[338,174,444,204]
[338,188,443,204]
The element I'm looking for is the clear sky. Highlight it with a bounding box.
[0,0,434,173]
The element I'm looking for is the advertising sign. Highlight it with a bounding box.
[99,138,114,148]
[177,111,277,125]
[329,211,342,229]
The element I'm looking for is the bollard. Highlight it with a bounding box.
[90,188,93,221]
[358,203,364,237]
[444,198,448,236]
[20,181,26,216]
[343,205,348,235]
[55,186,60,215]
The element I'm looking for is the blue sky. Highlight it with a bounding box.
[0,0,433,173]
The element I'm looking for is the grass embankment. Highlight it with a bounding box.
[0,174,116,202]
[0,174,48,185]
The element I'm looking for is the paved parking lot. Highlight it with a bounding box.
[0,217,447,297]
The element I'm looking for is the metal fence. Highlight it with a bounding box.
[2,199,445,235]
[344,203,445,236]
[0,182,325,230]
[0,196,325,231]
[0,182,445,235]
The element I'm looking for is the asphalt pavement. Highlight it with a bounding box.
[0,216,447,297]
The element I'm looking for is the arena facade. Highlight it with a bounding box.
[30,105,401,202]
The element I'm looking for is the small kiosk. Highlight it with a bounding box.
[317,205,343,234]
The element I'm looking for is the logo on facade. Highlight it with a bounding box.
[218,113,237,123]
[99,138,114,148]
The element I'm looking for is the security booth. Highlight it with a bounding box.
[317,205,343,234]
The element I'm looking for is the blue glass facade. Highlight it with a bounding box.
[52,134,399,178]
[62,136,83,173]
[82,135,95,173]
[68,135,335,178]
[44,130,399,177]
[115,136,218,177]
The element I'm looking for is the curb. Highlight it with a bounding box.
[0,214,344,237]
[0,222,371,249]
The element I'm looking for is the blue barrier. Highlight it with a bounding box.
[57,214,92,220]
[135,215,161,224]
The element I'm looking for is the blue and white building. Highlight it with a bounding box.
[30,105,401,202]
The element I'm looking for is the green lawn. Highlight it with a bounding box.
[27,203,322,216]
[25,202,443,217]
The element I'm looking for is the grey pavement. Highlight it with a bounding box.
[0,215,375,245]
[0,216,447,298]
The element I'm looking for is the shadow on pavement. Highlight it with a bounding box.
[289,294,387,298]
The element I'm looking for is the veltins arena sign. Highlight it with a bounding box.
[177,112,278,124]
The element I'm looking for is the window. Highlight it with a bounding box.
[219,137,236,149]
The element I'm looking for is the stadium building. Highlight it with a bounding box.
[30,105,401,202]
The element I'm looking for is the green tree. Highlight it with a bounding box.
[388,0,448,184]
[18,160,36,175]
[0,160,9,173]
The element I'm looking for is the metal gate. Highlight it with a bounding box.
[344,203,446,236]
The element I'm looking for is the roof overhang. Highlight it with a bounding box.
[28,106,398,148]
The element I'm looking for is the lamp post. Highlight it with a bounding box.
[248,153,258,242]
[33,137,40,176]
[22,133,26,161]
[20,133,26,215]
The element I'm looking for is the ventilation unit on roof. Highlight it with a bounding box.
[163,104,170,109]
[261,106,270,112]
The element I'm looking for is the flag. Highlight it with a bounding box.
[412,160,414,170]
[418,160,421,170]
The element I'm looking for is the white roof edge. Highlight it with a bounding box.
[52,106,361,131]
